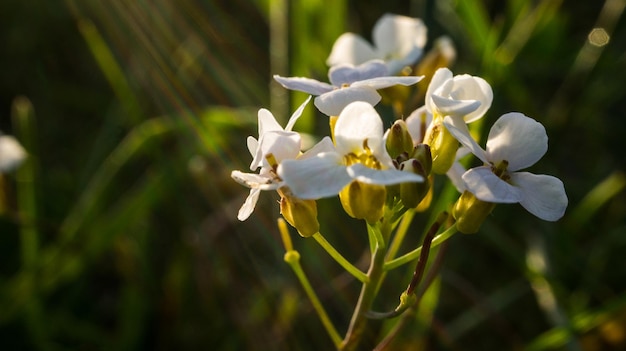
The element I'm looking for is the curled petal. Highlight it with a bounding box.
[443,116,488,164]
[462,166,522,203]
[447,75,493,123]
[326,33,379,67]
[347,163,423,185]
[425,68,453,113]
[486,112,548,171]
[351,75,423,90]
[237,188,261,221]
[314,87,380,116]
[278,152,351,199]
[328,60,388,87]
[285,96,312,132]
[431,94,481,117]
[510,172,568,221]
[273,75,334,95]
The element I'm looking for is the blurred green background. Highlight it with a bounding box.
[1,0,625,350]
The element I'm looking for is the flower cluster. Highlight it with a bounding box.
[230,13,568,349]
[232,13,566,235]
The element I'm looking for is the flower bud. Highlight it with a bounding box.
[399,159,430,208]
[410,143,432,175]
[386,120,414,159]
[452,191,496,234]
[423,121,458,174]
[280,194,319,237]
[339,181,386,224]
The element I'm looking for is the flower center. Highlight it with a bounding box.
[343,139,383,169]
[491,160,510,181]
[265,153,282,181]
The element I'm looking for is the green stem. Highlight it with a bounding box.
[284,251,343,348]
[277,219,342,347]
[384,223,457,271]
[313,233,368,283]
[385,209,415,261]
[340,222,388,351]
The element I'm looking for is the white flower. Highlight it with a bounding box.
[274,60,422,116]
[277,101,423,199]
[0,133,27,172]
[426,67,493,123]
[444,112,568,221]
[326,13,427,74]
[231,97,334,220]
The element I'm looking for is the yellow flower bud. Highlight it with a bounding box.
[424,120,458,174]
[339,181,386,224]
[386,120,414,159]
[452,191,496,234]
[280,194,319,237]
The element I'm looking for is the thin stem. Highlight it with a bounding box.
[384,223,457,271]
[374,241,450,351]
[278,219,342,347]
[313,233,368,283]
[385,209,415,262]
[340,222,388,351]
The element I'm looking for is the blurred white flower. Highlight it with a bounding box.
[0,133,27,172]
[326,13,427,74]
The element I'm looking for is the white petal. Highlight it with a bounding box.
[278,152,351,199]
[333,101,383,155]
[462,166,522,203]
[510,172,568,221]
[405,106,432,144]
[486,112,548,171]
[273,75,334,95]
[298,136,335,160]
[328,60,387,87]
[425,68,452,113]
[314,87,380,116]
[431,94,481,117]
[347,163,423,185]
[0,135,26,172]
[446,147,470,193]
[351,75,423,90]
[372,14,427,73]
[285,96,312,131]
[257,108,283,136]
[253,130,301,168]
[246,136,258,169]
[326,33,379,67]
[443,116,488,164]
[447,74,493,123]
[237,188,261,221]
[231,170,280,190]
